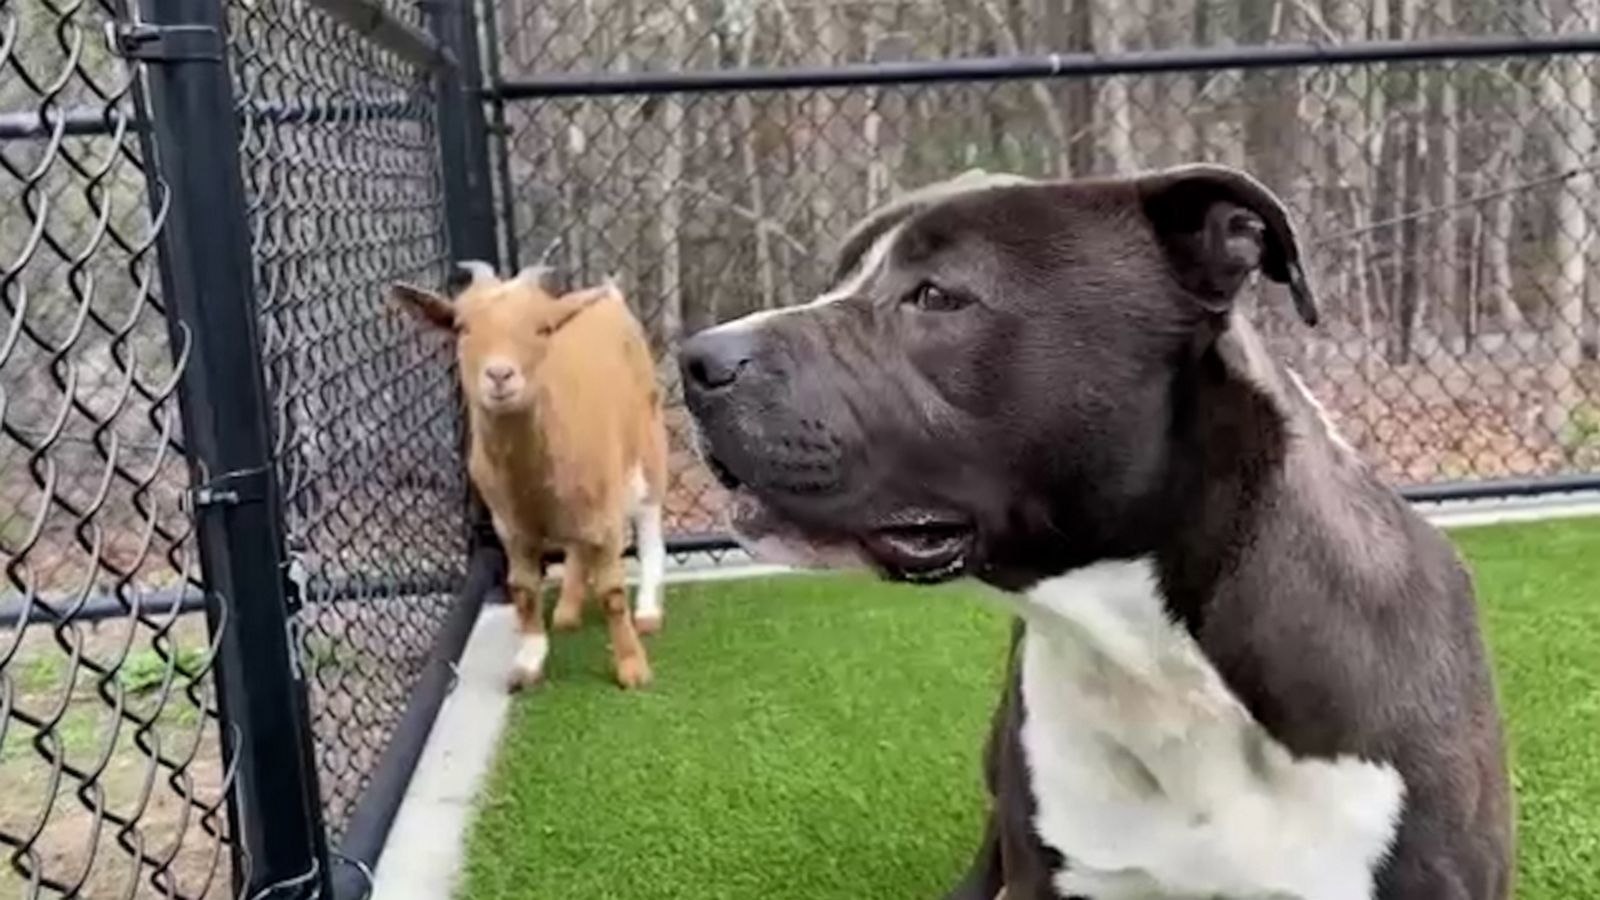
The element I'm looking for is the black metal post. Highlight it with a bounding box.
[428,0,499,266]
[427,0,503,555]
[476,0,521,271]
[128,1,332,897]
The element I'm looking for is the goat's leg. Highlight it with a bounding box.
[632,495,666,635]
[581,543,651,689]
[551,547,588,632]
[506,551,549,692]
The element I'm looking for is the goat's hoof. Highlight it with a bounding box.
[634,613,663,636]
[551,607,583,631]
[506,665,546,694]
[615,656,652,689]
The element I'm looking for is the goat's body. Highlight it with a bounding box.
[468,293,670,689]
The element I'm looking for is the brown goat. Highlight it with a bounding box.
[390,263,670,690]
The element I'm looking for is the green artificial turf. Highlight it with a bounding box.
[460,516,1600,900]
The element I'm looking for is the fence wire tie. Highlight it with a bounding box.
[247,857,322,900]
[183,466,271,513]
[332,851,376,900]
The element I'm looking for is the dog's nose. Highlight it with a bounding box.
[681,328,755,392]
[485,362,516,385]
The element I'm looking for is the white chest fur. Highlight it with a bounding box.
[1013,559,1405,900]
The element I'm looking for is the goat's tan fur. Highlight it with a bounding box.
[390,265,670,690]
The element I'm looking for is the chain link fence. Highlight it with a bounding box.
[3,0,484,897]
[0,2,235,897]
[225,0,468,841]
[486,0,1600,538]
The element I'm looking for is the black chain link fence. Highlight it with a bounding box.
[1,2,235,897]
[486,0,1600,537]
[225,0,468,842]
[3,0,479,897]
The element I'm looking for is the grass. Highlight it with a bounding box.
[460,516,1600,900]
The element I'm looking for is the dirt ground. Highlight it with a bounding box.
[0,617,232,900]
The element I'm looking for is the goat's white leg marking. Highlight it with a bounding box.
[1008,559,1405,900]
[630,466,666,633]
[513,633,549,685]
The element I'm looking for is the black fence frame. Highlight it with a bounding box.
[58,1,504,897]
[9,4,1600,899]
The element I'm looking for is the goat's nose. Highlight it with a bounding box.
[680,327,755,393]
[485,362,516,384]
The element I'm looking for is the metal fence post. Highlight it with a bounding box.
[427,0,504,555]
[428,0,500,266]
[127,1,332,896]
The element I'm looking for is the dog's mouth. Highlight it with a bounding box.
[708,451,974,584]
[860,515,976,584]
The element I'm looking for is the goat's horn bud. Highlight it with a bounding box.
[456,260,497,285]
[515,265,555,289]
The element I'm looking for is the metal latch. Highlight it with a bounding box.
[107,22,224,63]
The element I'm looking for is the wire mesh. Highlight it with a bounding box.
[489,0,1590,79]
[490,27,1600,537]
[225,0,468,841]
[1,3,235,899]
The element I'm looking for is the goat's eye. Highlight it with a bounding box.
[904,282,970,313]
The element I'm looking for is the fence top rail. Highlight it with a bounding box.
[303,0,456,72]
[489,31,1600,99]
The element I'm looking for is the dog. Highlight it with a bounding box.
[678,165,1513,899]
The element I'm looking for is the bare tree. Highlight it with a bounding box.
[1539,0,1595,436]
[653,0,690,392]
[975,0,1075,176]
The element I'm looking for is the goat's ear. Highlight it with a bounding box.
[389,282,455,331]
[1135,163,1318,327]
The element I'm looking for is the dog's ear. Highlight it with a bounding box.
[1136,164,1318,327]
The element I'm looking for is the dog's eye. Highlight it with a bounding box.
[906,283,969,313]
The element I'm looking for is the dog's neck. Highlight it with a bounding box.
[1148,317,1359,631]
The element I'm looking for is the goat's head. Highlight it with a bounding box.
[389,263,608,416]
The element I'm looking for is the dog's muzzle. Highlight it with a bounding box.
[679,324,977,584]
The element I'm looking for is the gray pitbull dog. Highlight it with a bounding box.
[678,164,1512,900]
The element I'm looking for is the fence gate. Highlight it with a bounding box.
[2,1,499,897]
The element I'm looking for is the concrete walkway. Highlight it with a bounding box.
[370,492,1600,900]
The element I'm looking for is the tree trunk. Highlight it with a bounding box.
[1483,132,1525,330]
[976,0,1074,176]
[734,15,777,312]
[655,1,689,393]
[1097,0,1137,173]
[1424,38,1460,343]
[1541,1,1594,438]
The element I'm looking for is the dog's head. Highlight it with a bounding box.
[680,164,1315,589]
